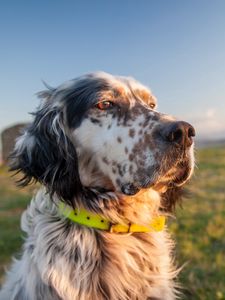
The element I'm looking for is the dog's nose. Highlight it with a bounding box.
[162,121,195,147]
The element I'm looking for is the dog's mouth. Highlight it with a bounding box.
[120,154,194,196]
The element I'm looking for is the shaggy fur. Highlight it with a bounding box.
[0,72,195,300]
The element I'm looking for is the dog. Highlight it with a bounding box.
[0,72,195,300]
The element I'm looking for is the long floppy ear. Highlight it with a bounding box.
[10,102,82,207]
[161,186,187,212]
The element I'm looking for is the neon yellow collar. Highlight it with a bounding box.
[59,203,165,233]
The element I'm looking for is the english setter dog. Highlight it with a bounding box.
[0,72,195,300]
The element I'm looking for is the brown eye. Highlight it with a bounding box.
[149,103,156,109]
[96,101,114,110]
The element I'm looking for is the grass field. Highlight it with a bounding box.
[0,146,225,299]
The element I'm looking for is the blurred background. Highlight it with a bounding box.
[0,1,224,299]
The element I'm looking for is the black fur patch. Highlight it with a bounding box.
[62,76,110,129]
[10,105,82,208]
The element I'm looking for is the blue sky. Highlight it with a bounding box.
[1,0,225,139]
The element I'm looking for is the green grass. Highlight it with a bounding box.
[0,147,225,299]
[170,146,225,300]
[0,166,36,281]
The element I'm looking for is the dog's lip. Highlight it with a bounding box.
[120,183,140,195]
[120,159,193,195]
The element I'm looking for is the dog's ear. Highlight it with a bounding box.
[10,102,82,207]
[161,186,187,212]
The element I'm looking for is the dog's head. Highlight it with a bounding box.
[11,72,195,209]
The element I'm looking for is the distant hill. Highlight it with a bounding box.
[0,123,29,164]
[196,138,225,148]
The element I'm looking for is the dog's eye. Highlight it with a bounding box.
[149,103,156,109]
[96,101,114,110]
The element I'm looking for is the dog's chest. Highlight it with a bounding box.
[96,231,169,299]
[44,228,172,300]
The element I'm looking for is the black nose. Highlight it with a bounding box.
[162,121,195,147]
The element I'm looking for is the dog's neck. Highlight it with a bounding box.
[60,187,162,227]
[75,154,162,225]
